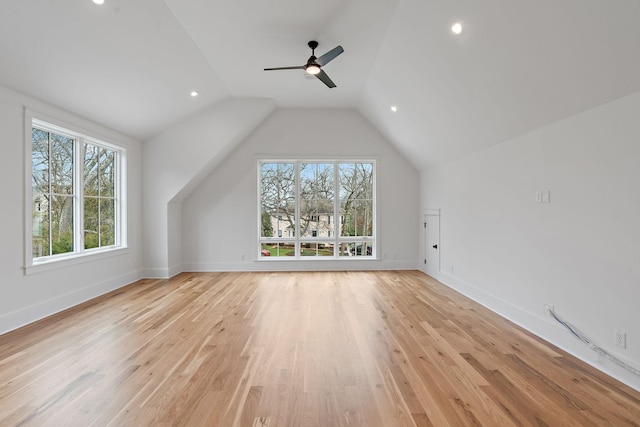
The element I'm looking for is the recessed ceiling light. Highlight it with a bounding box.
[390,105,398,113]
[92,0,104,5]
[190,91,199,97]
[451,22,463,34]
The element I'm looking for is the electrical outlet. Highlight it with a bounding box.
[543,304,554,317]
[615,330,626,348]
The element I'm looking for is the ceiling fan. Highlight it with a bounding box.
[264,41,344,88]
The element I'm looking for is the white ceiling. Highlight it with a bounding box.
[1,0,639,169]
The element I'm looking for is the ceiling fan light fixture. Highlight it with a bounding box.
[306,64,321,75]
[264,41,343,88]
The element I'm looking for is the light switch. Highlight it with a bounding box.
[542,190,550,203]
[536,190,542,203]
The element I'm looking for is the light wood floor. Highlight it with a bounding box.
[1,271,639,426]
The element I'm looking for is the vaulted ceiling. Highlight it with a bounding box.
[2,0,639,169]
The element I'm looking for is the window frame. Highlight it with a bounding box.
[24,111,127,274]
[257,159,377,260]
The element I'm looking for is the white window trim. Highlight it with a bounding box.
[24,109,128,274]
[257,158,377,261]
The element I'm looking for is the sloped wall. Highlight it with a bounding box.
[421,91,640,390]
[141,98,275,277]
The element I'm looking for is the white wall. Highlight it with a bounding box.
[182,108,419,271]
[421,90,640,390]
[141,98,275,278]
[0,85,143,334]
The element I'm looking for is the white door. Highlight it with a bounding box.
[424,212,440,276]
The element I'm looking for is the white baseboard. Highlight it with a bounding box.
[431,270,640,392]
[168,263,184,278]
[0,269,142,335]
[142,268,170,278]
[182,259,417,272]
[142,263,184,279]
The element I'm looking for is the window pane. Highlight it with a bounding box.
[299,163,334,238]
[100,198,115,246]
[84,145,99,196]
[85,144,116,249]
[339,163,373,238]
[32,193,50,258]
[260,163,295,237]
[300,242,334,256]
[261,242,294,257]
[339,242,373,257]
[50,195,74,255]
[339,163,373,200]
[339,199,373,237]
[50,133,74,195]
[32,128,49,194]
[99,148,115,197]
[84,196,99,249]
[338,242,351,257]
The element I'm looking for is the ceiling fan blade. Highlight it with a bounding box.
[315,45,344,66]
[315,70,336,88]
[264,66,305,71]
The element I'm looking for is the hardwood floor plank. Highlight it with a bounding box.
[1,271,639,426]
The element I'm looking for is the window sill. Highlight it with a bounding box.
[255,256,378,261]
[24,247,130,276]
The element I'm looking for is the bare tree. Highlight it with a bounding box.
[260,163,296,236]
[339,163,373,237]
[32,128,116,257]
[32,129,75,256]
[84,146,116,249]
[259,161,373,244]
[299,163,334,237]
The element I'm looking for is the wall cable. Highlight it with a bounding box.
[547,307,640,377]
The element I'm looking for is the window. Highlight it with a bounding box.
[258,160,375,259]
[28,117,125,266]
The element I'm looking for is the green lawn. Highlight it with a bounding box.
[261,245,295,256]
[262,245,333,257]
